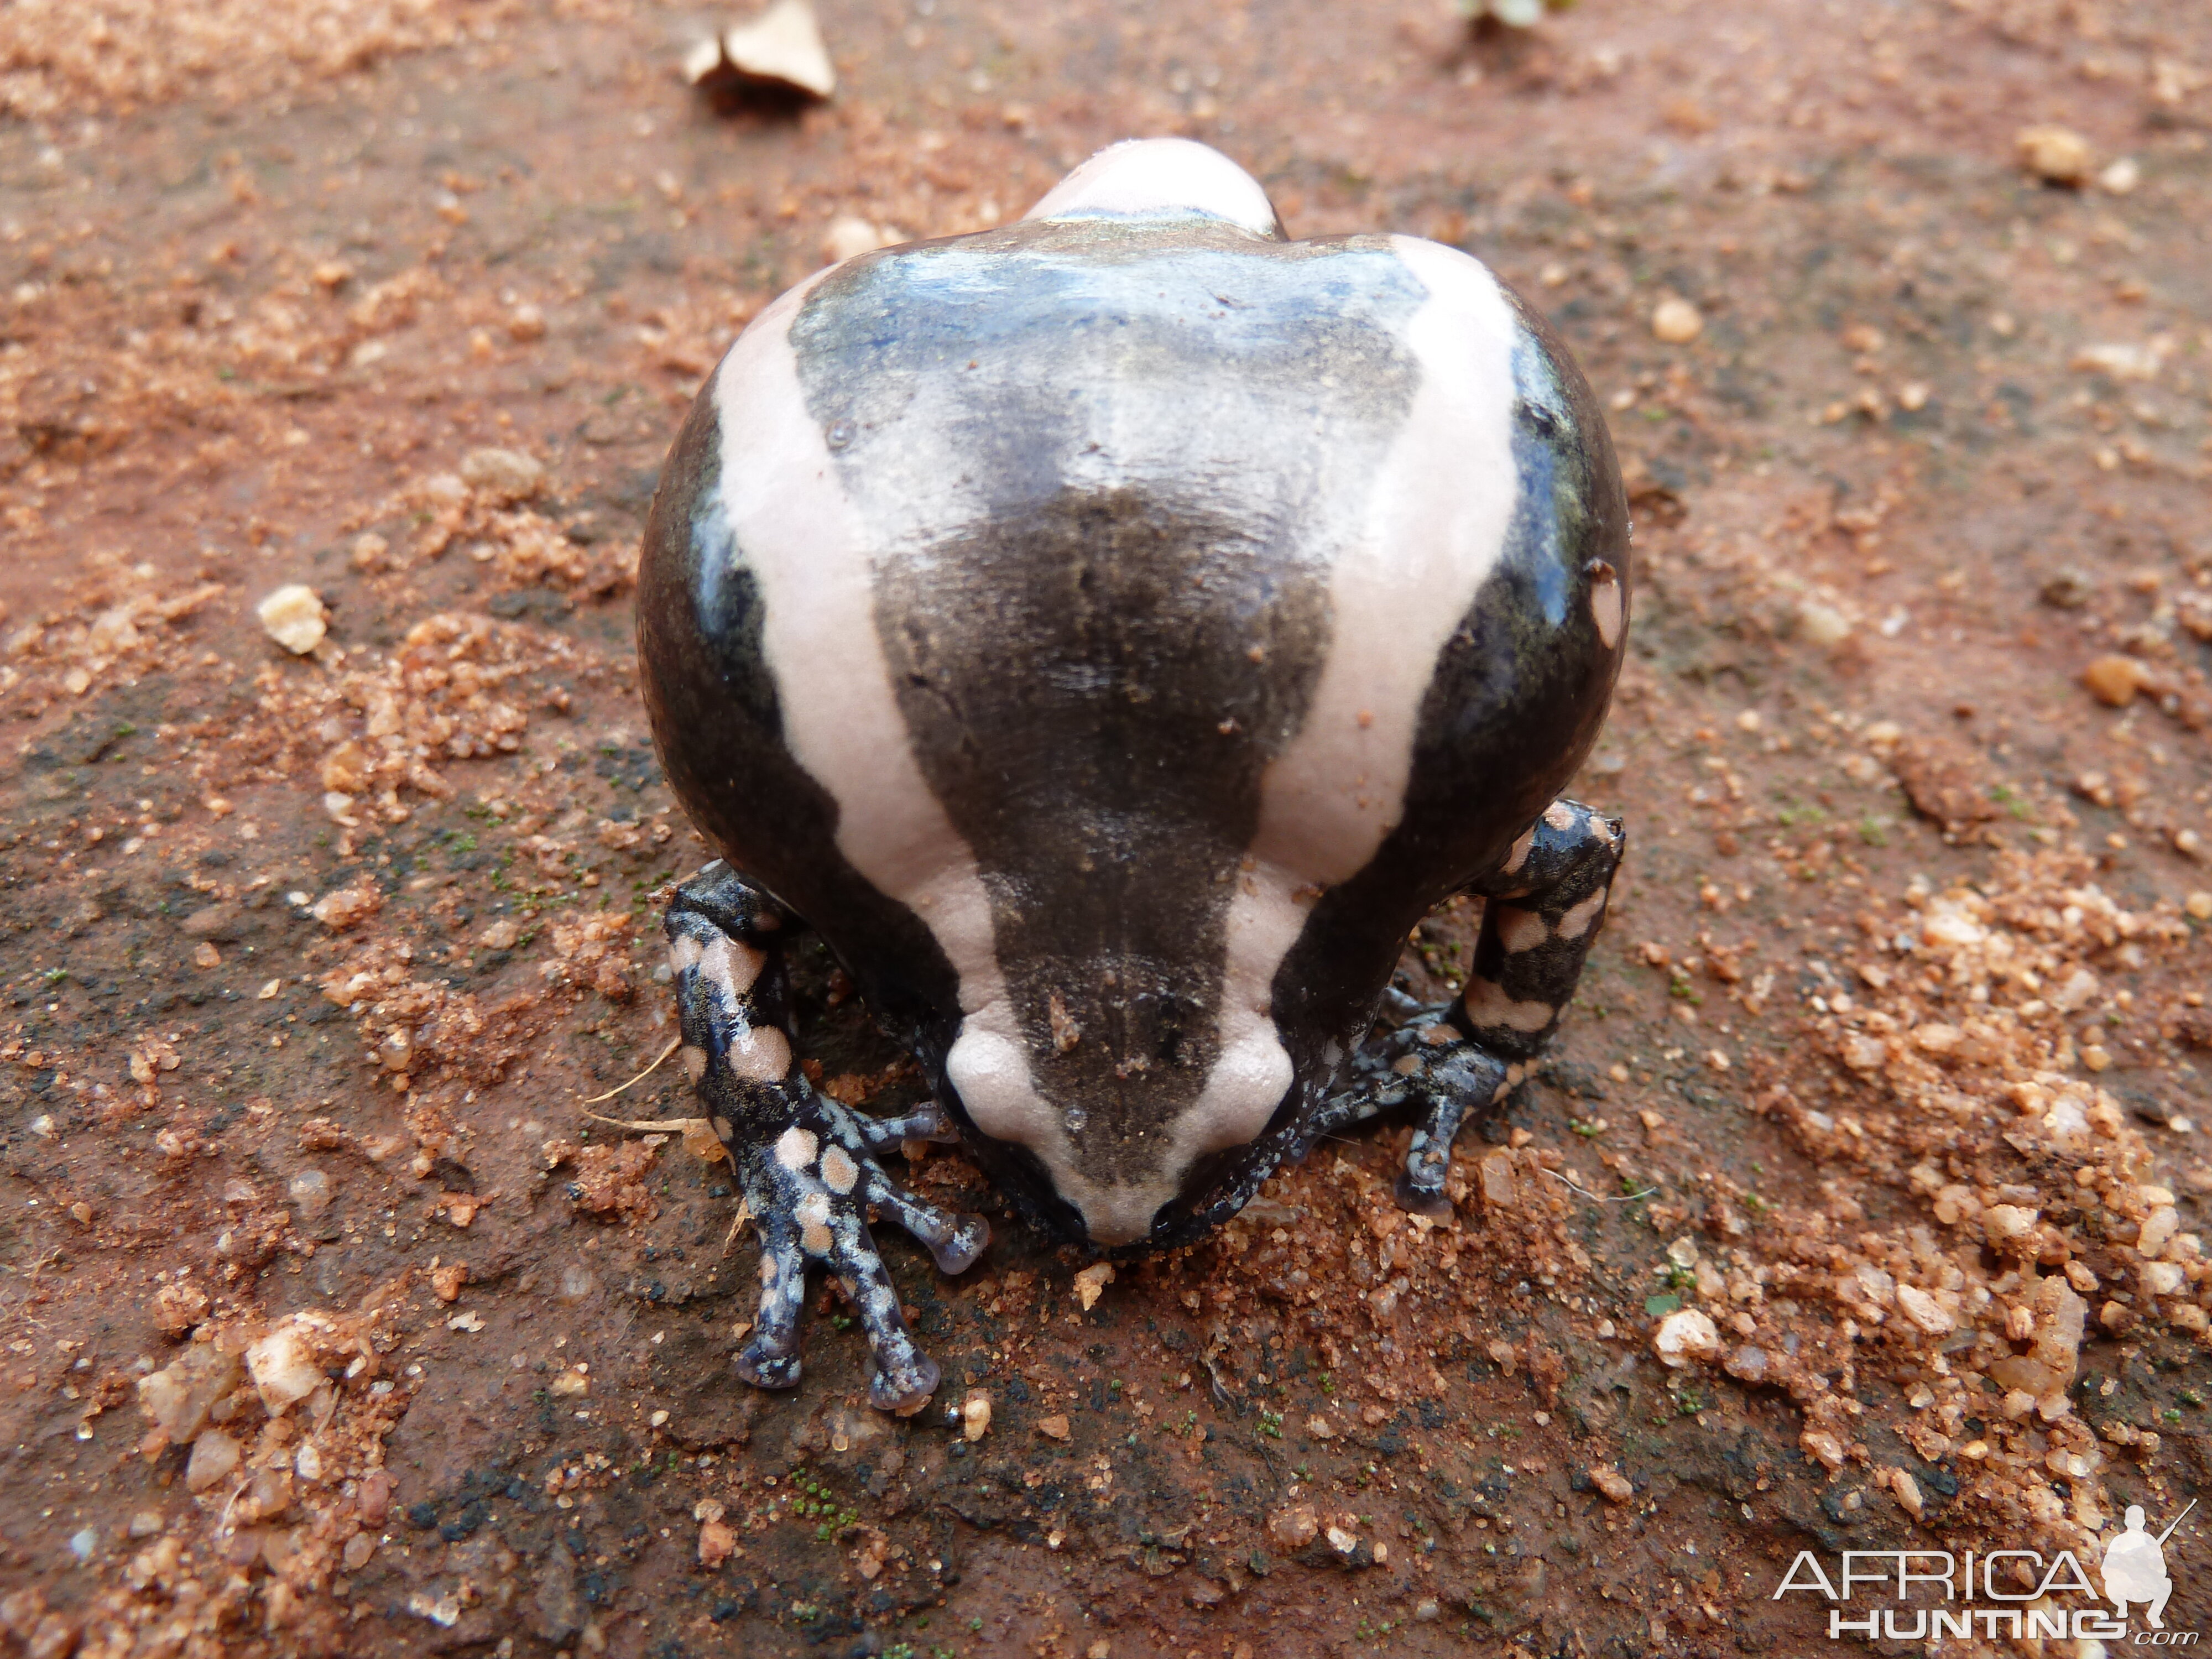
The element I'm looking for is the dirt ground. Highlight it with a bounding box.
[2,0,2211,1654]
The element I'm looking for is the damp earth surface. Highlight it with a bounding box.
[3,0,2212,1653]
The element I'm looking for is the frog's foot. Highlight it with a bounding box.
[732,1095,989,1413]
[1317,797,1624,1220]
[665,861,989,1414]
[1321,1019,1517,1219]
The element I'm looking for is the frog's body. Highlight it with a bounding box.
[637,140,1629,1411]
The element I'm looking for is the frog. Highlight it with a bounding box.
[635,138,1629,1413]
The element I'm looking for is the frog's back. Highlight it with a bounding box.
[638,141,1627,1242]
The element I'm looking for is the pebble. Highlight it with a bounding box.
[1896,1285,1954,1335]
[136,1343,243,1443]
[255,585,327,655]
[1723,1344,1770,1384]
[2082,654,2148,707]
[247,1317,330,1415]
[185,1429,241,1493]
[310,884,382,930]
[152,1281,211,1338]
[2039,570,2091,609]
[2073,341,2165,381]
[1651,1307,1718,1368]
[1072,1262,1114,1311]
[359,1470,393,1526]
[960,1391,992,1442]
[698,1518,738,1567]
[2098,156,2140,195]
[1650,298,1703,344]
[2185,892,2212,922]
[458,446,545,504]
[1267,1504,1318,1548]
[1037,1414,1071,1441]
[2016,124,2093,185]
[825,216,895,265]
[246,1465,293,1522]
[1589,1465,1634,1503]
[1478,1148,1518,1209]
[1797,600,1852,646]
[288,1168,332,1222]
[1890,1470,1924,1520]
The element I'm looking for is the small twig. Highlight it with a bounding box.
[581,1109,703,1135]
[580,1035,682,1105]
[580,1107,732,1173]
[1540,1166,1658,1204]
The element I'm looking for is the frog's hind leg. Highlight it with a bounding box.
[1456,799,1625,1063]
[666,861,989,1414]
[1333,799,1625,1218]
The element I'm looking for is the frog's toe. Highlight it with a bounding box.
[869,1178,992,1275]
[830,1223,945,1415]
[853,1099,962,1155]
[869,1344,941,1416]
[1394,1168,1457,1222]
[734,1234,808,1390]
[735,1339,804,1392]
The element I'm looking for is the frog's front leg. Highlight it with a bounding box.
[1326,800,1625,1218]
[666,861,989,1413]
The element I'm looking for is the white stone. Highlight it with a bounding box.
[185,1429,242,1493]
[2137,1206,2179,1259]
[1896,1285,1954,1336]
[1652,1308,1719,1368]
[246,1317,328,1416]
[257,585,327,655]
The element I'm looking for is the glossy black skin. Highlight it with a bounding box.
[637,219,1629,1253]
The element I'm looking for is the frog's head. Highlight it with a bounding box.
[942,953,1305,1248]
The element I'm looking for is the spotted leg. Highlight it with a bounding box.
[666,861,990,1413]
[1328,799,1625,1218]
